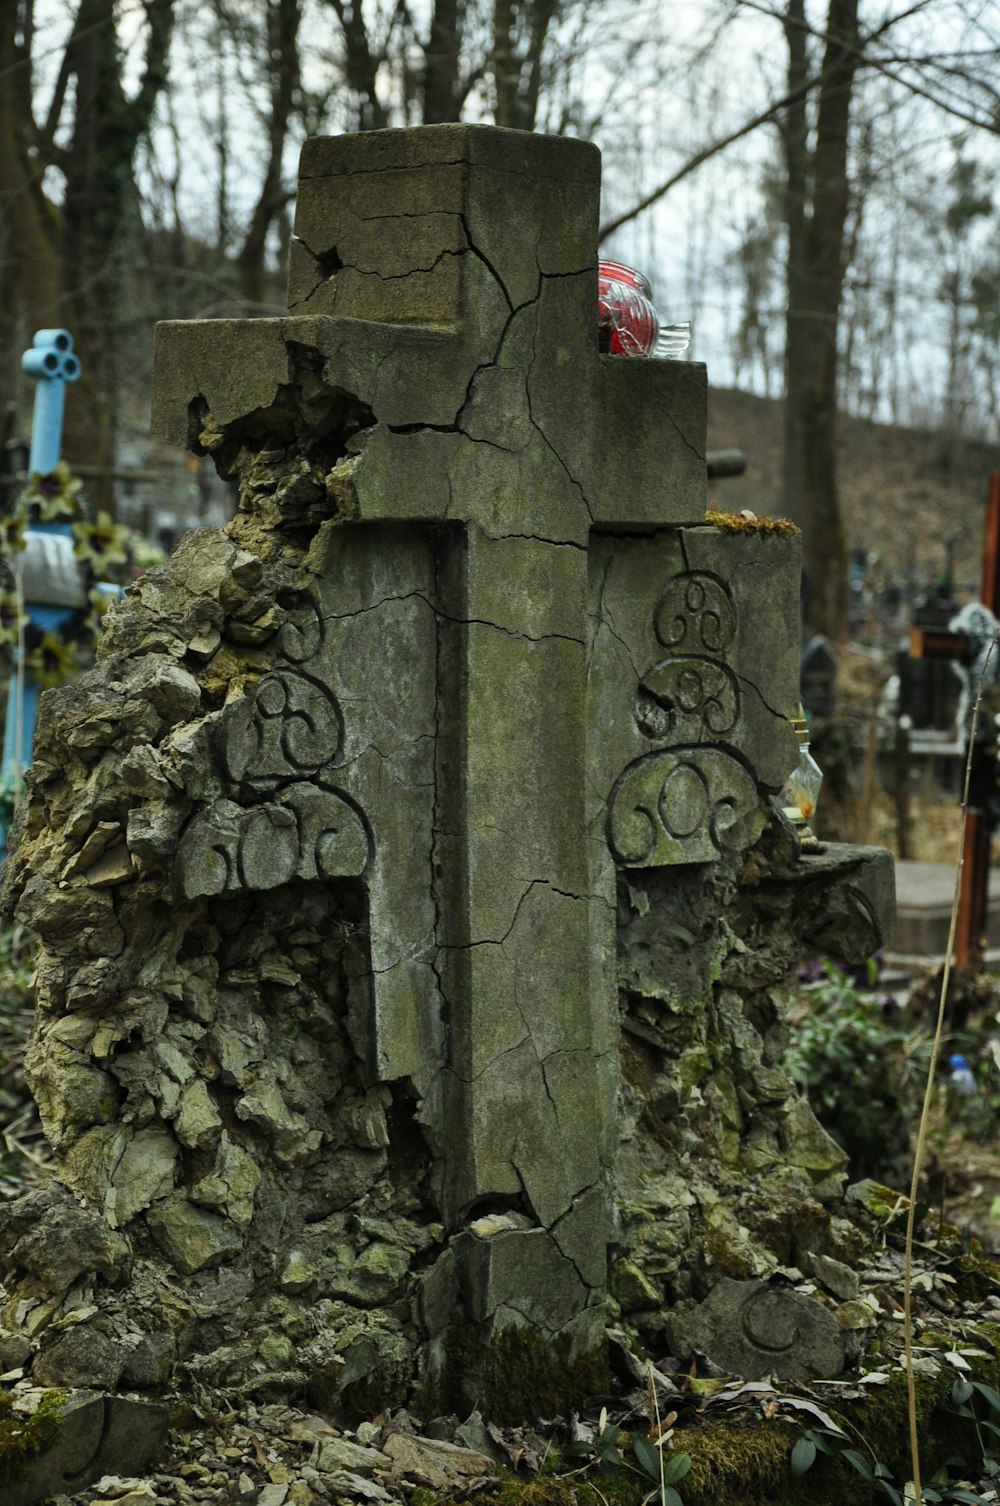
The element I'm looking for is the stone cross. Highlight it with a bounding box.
[151,125,796,1382]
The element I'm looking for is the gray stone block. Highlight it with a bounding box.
[667,1278,846,1381]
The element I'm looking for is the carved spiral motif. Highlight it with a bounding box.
[635,658,739,743]
[740,1289,802,1352]
[607,747,758,867]
[223,669,344,787]
[177,588,373,895]
[277,600,326,664]
[654,572,736,656]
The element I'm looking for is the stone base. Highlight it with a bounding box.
[2,1390,167,1506]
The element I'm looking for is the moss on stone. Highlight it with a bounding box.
[481,1328,609,1425]
[470,1472,642,1506]
[0,1388,64,1479]
[456,1422,865,1506]
[840,1351,1000,1481]
[680,1417,866,1506]
[430,1324,609,1425]
[701,1226,754,1281]
[953,1250,1000,1302]
[705,510,798,536]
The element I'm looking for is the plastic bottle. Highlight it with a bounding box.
[947,1054,978,1096]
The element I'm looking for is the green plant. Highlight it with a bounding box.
[789,1371,1000,1504]
[563,1411,692,1506]
[783,962,930,1179]
[791,1424,903,1504]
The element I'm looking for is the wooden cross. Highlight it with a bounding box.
[152,125,710,1355]
[908,472,1000,969]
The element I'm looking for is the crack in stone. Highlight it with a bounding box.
[733,672,793,724]
[314,589,433,624]
[497,532,586,550]
[300,235,465,286]
[459,213,514,315]
[323,585,584,646]
[463,615,584,647]
[436,876,547,952]
[550,1182,602,1289]
[453,290,541,443]
[523,291,595,525]
[455,1034,532,1087]
[663,405,705,464]
[588,552,642,684]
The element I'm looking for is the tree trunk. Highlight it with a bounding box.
[0,1,62,425]
[780,0,859,643]
[236,0,302,306]
[424,0,462,122]
[329,0,392,129]
[60,0,174,501]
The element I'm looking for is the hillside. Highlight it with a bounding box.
[707,386,1000,595]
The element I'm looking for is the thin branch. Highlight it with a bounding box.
[599,82,813,241]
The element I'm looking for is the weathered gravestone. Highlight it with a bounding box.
[0,125,895,1472]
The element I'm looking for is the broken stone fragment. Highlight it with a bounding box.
[236,1076,322,1165]
[382,1431,496,1491]
[346,1086,390,1149]
[147,1198,242,1274]
[191,1133,262,1230]
[0,1184,130,1296]
[126,802,186,866]
[609,1257,661,1313]
[810,1252,860,1301]
[779,1096,848,1179]
[28,1039,118,1150]
[320,1472,392,1503]
[120,1329,177,1389]
[33,1322,123,1389]
[107,1127,178,1226]
[312,1437,390,1473]
[666,1276,846,1381]
[173,1079,223,1150]
[92,1487,159,1506]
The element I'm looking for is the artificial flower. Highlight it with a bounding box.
[25,632,78,689]
[0,513,26,557]
[72,511,131,572]
[21,460,84,522]
[0,593,23,647]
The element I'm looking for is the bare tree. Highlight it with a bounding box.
[0,0,175,496]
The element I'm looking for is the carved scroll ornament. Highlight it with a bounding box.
[607,747,758,867]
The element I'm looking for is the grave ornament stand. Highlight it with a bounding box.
[0,126,895,1493]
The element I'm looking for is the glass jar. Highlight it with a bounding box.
[780,713,823,837]
[597,261,659,357]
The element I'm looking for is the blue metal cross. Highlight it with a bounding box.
[21,329,81,476]
[0,331,86,829]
